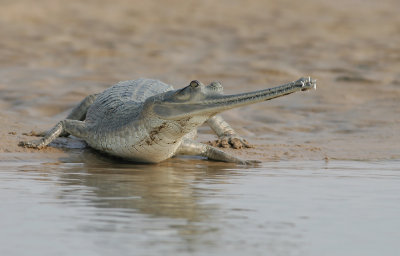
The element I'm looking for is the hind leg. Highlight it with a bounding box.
[65,94,98,121]
[207,115,252,149]
[19,120,87,149]
[28,94,98,137]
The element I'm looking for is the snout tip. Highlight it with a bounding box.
[300,77,317,91]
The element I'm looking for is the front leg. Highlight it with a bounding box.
[177,139,259,165]
[207,115,252,149]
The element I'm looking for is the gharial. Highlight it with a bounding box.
[19,77,316,164]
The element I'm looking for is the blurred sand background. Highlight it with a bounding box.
[0,0,399,161]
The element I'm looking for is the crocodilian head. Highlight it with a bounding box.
[150,77,316,120]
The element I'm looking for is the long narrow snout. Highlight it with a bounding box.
[202,77,316,112]
[154,77,316,119]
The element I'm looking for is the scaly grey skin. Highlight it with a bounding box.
[19,77,316,164]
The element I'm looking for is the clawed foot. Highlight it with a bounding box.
[209,135,253,149]
[18,139,46,149]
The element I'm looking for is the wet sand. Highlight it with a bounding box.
[0,0,399,161]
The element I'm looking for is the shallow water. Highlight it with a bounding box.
[1,151,399,256]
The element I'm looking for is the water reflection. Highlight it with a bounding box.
[57,149,241,218]
[5,151,399,255]
[37,149,256,250]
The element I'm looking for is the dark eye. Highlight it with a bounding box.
[190,80,200,88]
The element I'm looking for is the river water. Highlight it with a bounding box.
[1,152,399,256]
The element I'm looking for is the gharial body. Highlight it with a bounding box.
[19,77,316,164]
